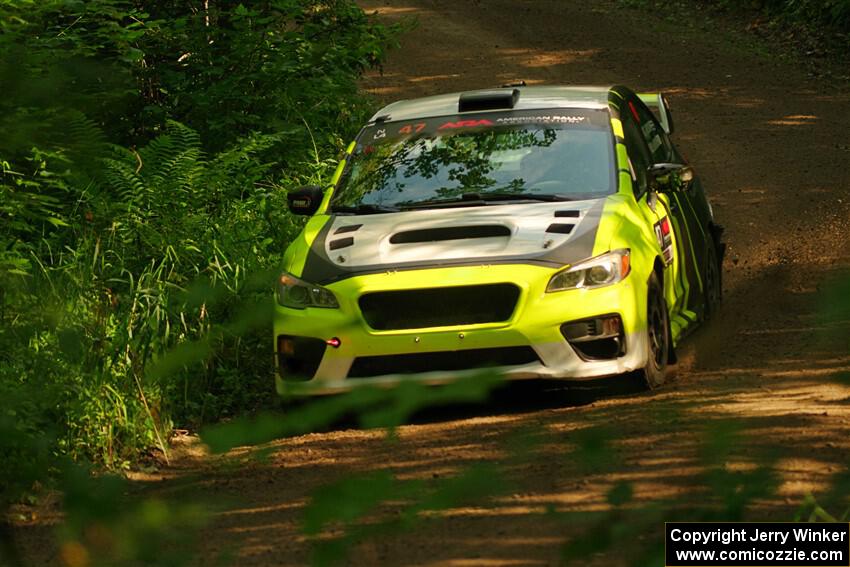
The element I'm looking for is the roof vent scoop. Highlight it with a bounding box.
[458,89,520,112]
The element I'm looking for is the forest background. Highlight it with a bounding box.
[2,0,850,565]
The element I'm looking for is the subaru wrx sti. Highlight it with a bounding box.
[276,85,724,394]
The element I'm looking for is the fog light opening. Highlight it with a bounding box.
[278,337,295,355]
[560,314,625,361]
[600,316,621,337]
[276,335,327,381]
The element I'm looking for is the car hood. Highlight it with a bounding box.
[300,198,606,284]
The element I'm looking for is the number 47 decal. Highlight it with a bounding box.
[398,123,426,135]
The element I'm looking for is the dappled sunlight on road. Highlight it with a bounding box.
[495,47,601,69]
[15,2,847,566]
[768,114,820,126]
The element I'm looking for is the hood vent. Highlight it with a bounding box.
[554,210,580,218]
[329,237,354,250]
[334,224,362,234]
[390,225,511,244]
[546,223,574,234]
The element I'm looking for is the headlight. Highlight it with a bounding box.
[546,249,631,292]
[277,272,339,309]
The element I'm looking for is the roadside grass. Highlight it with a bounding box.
[3,1,849,565]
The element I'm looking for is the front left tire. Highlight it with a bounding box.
[640,272,670,389]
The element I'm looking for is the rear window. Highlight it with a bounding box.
[331,108,615,209]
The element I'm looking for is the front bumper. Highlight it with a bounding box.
[273,264,648,394]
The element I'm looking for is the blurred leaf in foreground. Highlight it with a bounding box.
[201,371,504,453]
[57,463,209,567]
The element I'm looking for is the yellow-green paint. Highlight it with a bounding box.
[611,118,624,139]
[614,143,633,196]
[316,140,357,214]
[276,96,711,377]
[277,188,677,353]
[675,194,703,293]
[285,140,357,274]
[283,214,331,275]
[274,262,643,363]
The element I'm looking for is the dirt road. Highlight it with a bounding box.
[17,1,850,565]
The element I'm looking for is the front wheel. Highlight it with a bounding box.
[640,273,670,389]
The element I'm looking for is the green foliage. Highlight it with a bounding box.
[303,463,507,566]
[618,0,850,32]
[48,463,209,567]
[0,0,399,517]
[202,372,504,454]
[203,376,515,567]
[4,1,844,565]
[750,0,850,28]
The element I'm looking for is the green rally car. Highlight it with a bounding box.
[275,85,724,394]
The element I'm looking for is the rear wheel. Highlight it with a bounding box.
[704,239,722,319]
[640,273,670,389]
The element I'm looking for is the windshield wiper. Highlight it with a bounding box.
[330,203,400,215]
[402,192,574,209]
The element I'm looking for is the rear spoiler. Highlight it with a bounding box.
[638,93,674,135]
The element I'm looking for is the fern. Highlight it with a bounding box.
[55,110,107,165]
[102,148,146,208]
[140,120,205,194]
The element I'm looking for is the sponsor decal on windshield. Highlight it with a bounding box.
[359,109,609,146]
[495,115,586,125]
[438,119,495,130]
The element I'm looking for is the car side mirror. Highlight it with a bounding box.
[647,163,693,191]
[288,185,325,216]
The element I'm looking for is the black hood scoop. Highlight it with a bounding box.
[389,225,511,244]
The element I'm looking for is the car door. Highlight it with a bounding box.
[629,94,710,325]
[619,96,689,338]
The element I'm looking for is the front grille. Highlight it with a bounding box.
[358,284,520,330]
[348,346,540,378]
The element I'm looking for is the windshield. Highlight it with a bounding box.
[331,109,615,210]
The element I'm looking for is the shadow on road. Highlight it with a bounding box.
[408,374,647,424]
